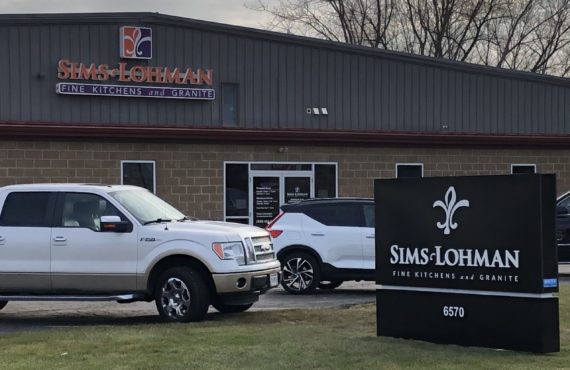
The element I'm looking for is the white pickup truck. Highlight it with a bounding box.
[0,184,281,322]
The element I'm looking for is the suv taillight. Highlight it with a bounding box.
[266,211,285,238]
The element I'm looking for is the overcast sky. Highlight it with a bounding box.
[1,0,279,29]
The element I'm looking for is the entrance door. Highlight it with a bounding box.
[250,171,313,227]
[252,176,281,228]
[284,177,311,204]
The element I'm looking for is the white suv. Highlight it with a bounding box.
[266,198,375,294]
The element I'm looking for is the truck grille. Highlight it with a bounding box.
[251,236,275,262]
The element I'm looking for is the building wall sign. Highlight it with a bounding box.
[55,26,215,100]
[375,174,559,353]
[56,83,215,100]
[120,26,152,59]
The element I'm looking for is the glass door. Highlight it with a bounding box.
[284,176,311,204]
[252,176,280,228]
[250,171,313,227]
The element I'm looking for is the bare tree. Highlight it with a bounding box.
[249,0,570,76]
[248,0,396,48]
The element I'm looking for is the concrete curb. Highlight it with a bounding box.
[559,264,570,276]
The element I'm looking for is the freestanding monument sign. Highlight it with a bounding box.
[375,174,559,353]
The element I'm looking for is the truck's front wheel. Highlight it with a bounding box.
[0,301,7,311]
[154,267,210,322]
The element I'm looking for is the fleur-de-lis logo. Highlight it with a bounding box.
[433,186,469,235]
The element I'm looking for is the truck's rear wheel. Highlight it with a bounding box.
[212,302,253,314]
[0,301,7,311]
[154,267,210,322]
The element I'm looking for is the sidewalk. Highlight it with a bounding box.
[559,263,570,276]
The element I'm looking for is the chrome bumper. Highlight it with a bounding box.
[212,266,282,294]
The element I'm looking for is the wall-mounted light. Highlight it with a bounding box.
[278,146,289,153]
[306,107,329,115]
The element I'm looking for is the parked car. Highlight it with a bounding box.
[0,184,281,322]
[556,192,570,263]
[266,198,375,294]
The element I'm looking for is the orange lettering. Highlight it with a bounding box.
[182,68,198,84]
[78,63,98,80]
[118,62,130,82]
[97,64,110,81]
[57,59,71,79]
[198,69,213,86]
[163,67,181,84]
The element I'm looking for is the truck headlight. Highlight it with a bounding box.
[212,242,245,265]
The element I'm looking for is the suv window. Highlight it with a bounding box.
[305,203,365,227]
[558,195,570,213]
[60,193,127,231]
[363,203,374,228]
[0,192,54,227]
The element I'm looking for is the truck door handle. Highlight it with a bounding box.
[311,233,325,236]
[366,234,375,239]
[53,236,67,242]
[0,236,4,241]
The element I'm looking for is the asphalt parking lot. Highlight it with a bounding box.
[0,281,376,334]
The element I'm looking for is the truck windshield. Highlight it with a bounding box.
[109,189,185,224]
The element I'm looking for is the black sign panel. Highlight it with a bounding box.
[375,174,559,353]
[253,177,280,228]
[284,177,310,204]
[376,174,558,294]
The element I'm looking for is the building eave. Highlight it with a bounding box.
[1,121,570,148]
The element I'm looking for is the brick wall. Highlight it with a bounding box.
[1,140,570,220]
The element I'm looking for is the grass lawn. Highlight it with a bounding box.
[0,286,568,370]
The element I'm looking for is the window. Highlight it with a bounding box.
[511,164,536,174]
[305,203,364,227]
[121,161,156,193]
[222,83,238,125]
[60,192,127,231]
[225,163,249,222]
[363,203,375,228]
[396,163,423,178]
[315,164,337,198]
[558,195,570,214]
[0,192,54,227]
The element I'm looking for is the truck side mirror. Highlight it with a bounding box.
[100,215,130,232]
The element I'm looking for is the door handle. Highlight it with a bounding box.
[53,236,67,242]
[366,234,375,239]
[311,233,325,236]
[0,236,4,244]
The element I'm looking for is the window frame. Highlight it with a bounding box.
[511,164,536,174]
[395,163,424,178]
[121,160,156,194]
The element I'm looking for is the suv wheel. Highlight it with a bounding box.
[154,267,210,322]
[0,301,7,311]
[318,280,343,290]
[213,302,254,314]
[280,252,320,294]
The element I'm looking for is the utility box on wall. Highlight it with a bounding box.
[375,174,559,353]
